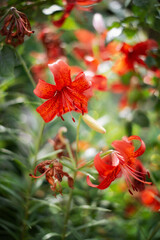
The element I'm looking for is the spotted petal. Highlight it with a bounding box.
[36,95,60,122]
[48,60,71,91]
[34,79,57,99]
[87,166,120,190]
[72,72,91,92]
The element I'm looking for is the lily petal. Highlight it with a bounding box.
[128,135,146,157]
[87,166,120,190]
[48,60,71,90]
[36,95,60,122]
[72,72,91,92]
[34,79,57,99]
[94,152,119,176]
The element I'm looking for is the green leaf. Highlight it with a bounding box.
[0,46,17,77]
[133,0,150,7]
[123,27,137,38]
[125,0,132,7]
[68,226,82,240]
[72,205,111,212]
[37,149,63,160]
[132,110,150,127]
[145,56,157,68]
[42,233,60,240]
[122,16,138,24]
[76,219,109,231]
[61,16,78,30]
[108,21,121,29]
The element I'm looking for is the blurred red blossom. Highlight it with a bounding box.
[34,60,91,122]
[53,0,102,27]
[30,160,74,196]
[0,7,34,47]
[110,76,140,110]
[31,26,66,82]
[87,135,152,195]
[37,26,64,63]
[140,187,160,211]
[112,40,158,75]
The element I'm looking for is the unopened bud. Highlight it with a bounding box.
[82,114,106,134]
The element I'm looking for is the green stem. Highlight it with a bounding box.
[33,120,45,166]
[61,115,82,240]
[77,159,94,171]
[76,115,82,163]
[66,141,76,168]
[21,120,45,239]
[147,222,160,240]
[61,171,77,240]
[15,49,36,88]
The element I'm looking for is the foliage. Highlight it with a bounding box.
[0,0,160,240]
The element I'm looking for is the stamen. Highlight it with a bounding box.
[128,189,133,195]
[60,116,64,121]
[125,163,147,175]
[124,166,152,185]
[121,167,133,194]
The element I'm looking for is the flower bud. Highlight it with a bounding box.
[82,114,106,134]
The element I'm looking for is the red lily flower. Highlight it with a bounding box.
[87,135,152,195]
[0,7,34,47]
[140,187,160,211]
[112,40,158,75]
[53,0,102,27]
[30,160,74,196]
[34,60,91,122]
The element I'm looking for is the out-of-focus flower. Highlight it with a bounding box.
[93,13,105,34]
[112,40,158,75]
[37,26,64,63]
[53,0,102,27]
[31,63,47,83]
[0,7,34,47]
[110,76,140,109]
[140,187,160,211]
[34,60,91,122]
[87,135,152,195]
[48,127,68,158]
[30,159,74,196]
[124,203,138,218]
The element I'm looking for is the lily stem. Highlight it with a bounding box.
[15,48,36,88]
[76,115,82,163]
[33,120,46,166]
[61,171,77,240]
[61,115,82,240]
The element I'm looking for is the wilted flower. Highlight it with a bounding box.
[87,135,152,195]
[48,127,68,158]
[30,159,74,196]
[34,60,91,122]
[0,7,34,47]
